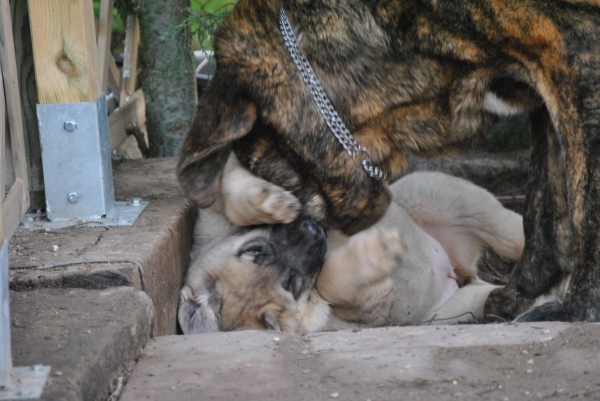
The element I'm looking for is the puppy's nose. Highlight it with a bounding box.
[301,219,319,237]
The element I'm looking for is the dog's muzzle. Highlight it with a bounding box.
[269,217,328,298]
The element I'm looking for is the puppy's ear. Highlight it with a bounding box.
[178,285,223,334]
[177,88,257,208]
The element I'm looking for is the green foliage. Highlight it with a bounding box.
[93,0,235,54]
[92,0,131,54]
[165,0,236,50]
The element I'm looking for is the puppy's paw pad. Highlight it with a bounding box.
[376,229,405,259]
[378,230,404,257]
[248,184,300,223]
[354,228,404,266]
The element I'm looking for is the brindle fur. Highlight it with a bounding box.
[178,0,600,322]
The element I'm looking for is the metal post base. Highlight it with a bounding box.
[0,366,50,400]
[20,199,149,230]
[37,94,115,222]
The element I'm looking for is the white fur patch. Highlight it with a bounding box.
[483,92,524,116]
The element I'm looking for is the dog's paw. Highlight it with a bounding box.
[248,183,301,223]
[513,301,565,322]
[225,181,301,226]
[350,227,405,270]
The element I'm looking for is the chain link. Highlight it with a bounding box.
[278,8,386,180]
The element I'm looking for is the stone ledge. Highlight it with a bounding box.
[10,287,154,401]
[9,158,195,335]
[120,323,600,401]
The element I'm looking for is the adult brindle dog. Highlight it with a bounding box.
[177,0,600,322]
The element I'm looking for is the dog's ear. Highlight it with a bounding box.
[177,88,257,208]
[178,285,223,334]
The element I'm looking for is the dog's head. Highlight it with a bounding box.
[178,217,328,334]
[177,0,393,235]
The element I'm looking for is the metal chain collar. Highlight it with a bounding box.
[278,7,386,180]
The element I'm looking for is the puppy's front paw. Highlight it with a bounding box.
[351,227,405,270]
[247,183,301,224]
[224,179,301,226]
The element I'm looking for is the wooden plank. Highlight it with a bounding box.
[97,0,115,94]
[119,15,140,106]
[10,0,45,210]
[109,88,146,150]
[27,0,100,103]
[1,179,26,241]
[108,55,121,104]
[0,0,30,218]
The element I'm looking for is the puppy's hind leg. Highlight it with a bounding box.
[220,154,301,226]
[392,172,524,278]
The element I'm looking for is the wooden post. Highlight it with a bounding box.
[27,0,100,104]
[97,0,115,94]
[10,0,45,210]
[120,15,140,106]
[1,0,30,239]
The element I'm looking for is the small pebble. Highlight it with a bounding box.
[527,358,534,365]
[541,329,550,335]
[273,337,280,342]
[522,350,529,355]
[329,393,339,398]
[526,369,533,374]
[52,245,59,252]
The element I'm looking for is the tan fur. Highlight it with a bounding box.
[179,156,530,333]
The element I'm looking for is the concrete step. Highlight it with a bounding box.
[120,323,600,401]
[9,158,195,336]
[6,158,194,400]
[10,287,154,401]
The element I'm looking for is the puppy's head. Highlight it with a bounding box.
[178,217,327,334]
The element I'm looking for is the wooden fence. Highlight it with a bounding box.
[1,0,146,239]
[1,0,30,240]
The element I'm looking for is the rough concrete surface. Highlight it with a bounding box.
[9,158,196,335]
[120,323,600,401]
[9,287,154,401]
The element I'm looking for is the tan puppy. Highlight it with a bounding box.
[178,156,525,334]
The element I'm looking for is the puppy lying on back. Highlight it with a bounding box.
[178,156,525,334]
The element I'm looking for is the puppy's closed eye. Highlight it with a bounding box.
[238,241,272,263]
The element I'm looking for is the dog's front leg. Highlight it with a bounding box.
[484,108,569,321]
[219,154,301,226]
[316,227,402,323]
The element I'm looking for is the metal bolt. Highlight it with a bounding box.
[63,121,76,132]
[131,198,141,206]
[68,192,80,203]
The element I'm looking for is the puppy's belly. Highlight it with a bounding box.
[428,237,459,311]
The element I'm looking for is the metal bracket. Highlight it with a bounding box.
[34,94,147,229]
[37,94,115,221]
[0,366,51,400]
[20,199,149,230]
